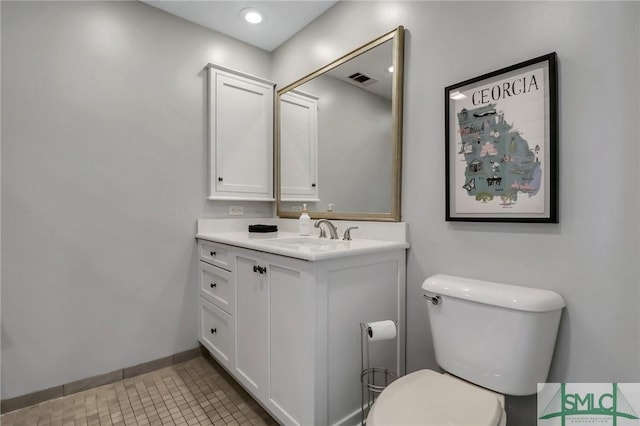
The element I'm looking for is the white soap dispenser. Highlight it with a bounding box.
[299,204,311,236]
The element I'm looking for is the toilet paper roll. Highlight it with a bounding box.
[366,320,397,341]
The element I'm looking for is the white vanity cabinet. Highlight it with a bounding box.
[233,255,269,400]
[234,252,316,425]
[207,64,276,201]
[197,239,406,426]
[279,90,319,202]
[198,241,235,372]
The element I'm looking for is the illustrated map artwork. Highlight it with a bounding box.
[456,103,542,209]
[447,55,556,221]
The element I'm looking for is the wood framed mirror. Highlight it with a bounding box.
[276,26,404,221]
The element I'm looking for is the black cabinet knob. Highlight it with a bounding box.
[210,251,216,256]
[253,265,267,274]
[218,177,223,182]
[210,328,217,334]
[210,283,217,288]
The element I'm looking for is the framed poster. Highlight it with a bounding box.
[445,53,558,223]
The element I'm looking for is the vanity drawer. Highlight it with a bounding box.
[200,297,234,369]
[200,241,233,271]
[200,261,234,315]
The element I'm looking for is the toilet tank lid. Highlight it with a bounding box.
[422,274,565,312]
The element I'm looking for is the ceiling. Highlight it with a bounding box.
[142,1,339,52]
[325,37,394,100]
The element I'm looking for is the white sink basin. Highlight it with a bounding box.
[261,237,351,252]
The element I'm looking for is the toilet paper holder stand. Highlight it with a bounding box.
[359,321,398,425]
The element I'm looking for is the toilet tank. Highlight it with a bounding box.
[422,274,565,396]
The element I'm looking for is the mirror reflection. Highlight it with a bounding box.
[277,27,404,221]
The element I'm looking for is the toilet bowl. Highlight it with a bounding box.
[366,274,564,426]
[366,370,506,426]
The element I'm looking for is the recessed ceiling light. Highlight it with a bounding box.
[388,66,394,73]
[241,8,263,24]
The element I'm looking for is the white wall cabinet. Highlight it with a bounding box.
[198,239,406,426]
[279,90,319,202]
[208,64,275,201]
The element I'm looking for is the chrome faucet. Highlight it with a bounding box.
[314,219,339,239]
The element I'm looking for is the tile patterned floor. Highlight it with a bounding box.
[0,356,277,426]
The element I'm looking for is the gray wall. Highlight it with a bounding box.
[272,2,640,424]
[3,2,640,425]
[1,1,271,399]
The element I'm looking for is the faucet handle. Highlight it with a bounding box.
[343,226,359,241]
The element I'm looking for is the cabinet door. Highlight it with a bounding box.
[208,65,275,200]
[199,297,234,370]
[280,90,319,202]
[268,263,316,426]
[235,255,268,398]
[200,241,233,272]
[200,261,234,315]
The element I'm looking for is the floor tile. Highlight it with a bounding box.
[0,357,277,426]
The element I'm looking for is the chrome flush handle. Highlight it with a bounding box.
[423,294,442,305]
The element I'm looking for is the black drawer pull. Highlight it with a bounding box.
[210,328,217,334]
[210,283,217,288]
[210,251,216,256]
[253,265,267,274]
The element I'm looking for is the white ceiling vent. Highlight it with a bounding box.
[347,72,378,86]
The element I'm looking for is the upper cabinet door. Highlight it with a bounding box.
[280,90,319,202]
[208,64,275,201]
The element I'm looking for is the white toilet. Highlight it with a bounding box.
[367,274,565,426]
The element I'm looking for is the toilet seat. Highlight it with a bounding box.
[366,369,504,426]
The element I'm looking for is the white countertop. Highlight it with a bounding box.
[196,231,409,261]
